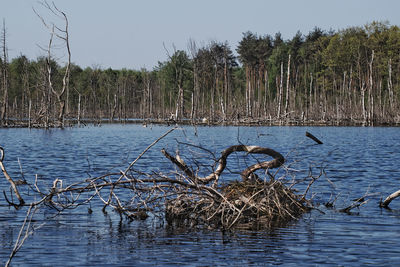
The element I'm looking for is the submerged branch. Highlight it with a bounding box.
[0,147,25,208]
[305,131,323,145]
[380,189,400,208]
[5,204,43,267]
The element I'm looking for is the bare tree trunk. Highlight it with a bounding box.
[21,59,29,121]
[188,39,198,123]
[179,85,184,119]
[190,70,196,122]
[293,67,298,117]
[342,71,347,118]
[388,58,394,111]
[1,20,8,126]
[322,76,327,121]
[190,92,194,123]
[28,99,32,128]
[263,68,268,118]
[379,79,383,120]
[368,50,374,125]
[175,82,184,121]
[284,54,291,117]
[220,96,226,121]
[111,94,117,121]
[257,68,261,118]
[224,51,229,119]
[348,67,353,119]
[77,93,81,126]
[277,62,283,119]
[309,72,313,119]
[245,66,251,117]
[334,78,340,122]
[210,86,214,121]
[361,81,366,124]
[149,81,153,118]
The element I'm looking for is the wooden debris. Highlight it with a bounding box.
[380,189,400,208]
[306,131,323,144]
[0,147,25,208]
[162,145,308,229]
[162,145,285,185]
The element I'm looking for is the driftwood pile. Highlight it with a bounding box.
[165,179,307,229]
[162,144,308,229]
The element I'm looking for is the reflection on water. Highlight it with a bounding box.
[1,125,400,265]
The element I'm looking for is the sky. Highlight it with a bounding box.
[2,0,400,70]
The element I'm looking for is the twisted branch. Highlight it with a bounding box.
[162,145,285,184]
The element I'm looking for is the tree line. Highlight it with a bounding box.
[1,20,400,127]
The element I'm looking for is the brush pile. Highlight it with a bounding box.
[162,145,309,230]
[165,179,308,230]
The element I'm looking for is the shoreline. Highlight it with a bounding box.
[1,117,399,128]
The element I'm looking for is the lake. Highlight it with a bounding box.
[1,124,400,266]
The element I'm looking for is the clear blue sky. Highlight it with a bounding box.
[2,0,399,70]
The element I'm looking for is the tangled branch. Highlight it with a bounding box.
[162,145,285,185]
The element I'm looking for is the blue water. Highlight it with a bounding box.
[1,124,400,266]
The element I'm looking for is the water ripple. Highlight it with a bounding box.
[1,125,400,266]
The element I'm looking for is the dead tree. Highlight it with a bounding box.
[163,44,187,121]
[284,54,291,117]
[34,1,71,127]
[388,58,394,111]
[277,62,284,119]
[1,19,8,126]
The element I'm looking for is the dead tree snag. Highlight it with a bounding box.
[34,1,71,127]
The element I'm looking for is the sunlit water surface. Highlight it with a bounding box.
[1,124,400,266]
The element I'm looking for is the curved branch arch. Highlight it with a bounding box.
[162,145,285,185]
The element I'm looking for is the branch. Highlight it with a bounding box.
[339,191,374,213]
[161,149,196,180]
[162,145,285,184]
[380,189,400,208]
[0,147,25,207]
[5,204,43,267]
[339,199,369,213]
[305,131,323,144]
[124,126,177,173]
[215,145,285,182]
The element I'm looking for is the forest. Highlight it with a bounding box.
[1,19,400,127]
